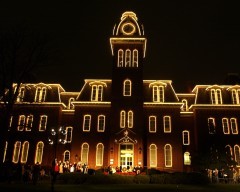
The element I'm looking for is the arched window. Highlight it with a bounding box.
[81,143,89,165]
[163,116,171,133]
[21,141,29,163]
[118,49,124,67]
[132,49,138,67]
[68,97,75,109]
[91,85,103,101]
[12,141,21,163]
[96,143,104,166]
[65,127,73,143]
[35,87,47,102]
[149,116,156,133]
[184,152,191,165]
[63,150,70,162]
[230,118,238,134]
[97,115,105,132]
[234,145,240,165]
[35,141,44,164]
[83,115,91,131]
[182,130,190,145]
[123,79,132,96]
[16,87,25,102]
[125,49,131,67]
[149,144,157,167]
[210,89,222,104]
[181,99,188,111]
[128,110,133,128]
[164,144,172,167]
[153,86,164,102]
[120,110,126,128]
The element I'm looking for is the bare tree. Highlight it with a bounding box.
[0,24,52,167]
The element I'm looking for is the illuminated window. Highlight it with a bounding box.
[120,110,126,128]
[210,89,222,104]
[149,144,157,167]
[222,118,230,134]
[35,141,44,164]
[81,143,89,164]
[83,115,91,131]
[132,49,138,67]
[225,145,233,161]
[65,127,73,143]
[63,150,70,162]
[12,141,21,163]
[208,117,216,134]
[182,130,190,145]
[97,115,105,132]
[8,116,13,131]
[184,152,191,165]
[35,87,47,102]
[96,143,104,166]
[128,110,133,128]
[125,49,131,67]
[68,97,75,109]
[17,115,25,131]
[231,89,240,104]
[164,144,172,167]
[16,87,25,102]
[123,79,132,96]
[230,118,238,134]
[91,85,103,101]
[3,141,8,163]
[153,86,164,102]
[181,99,188,111]
[234,145,240,165]
[118,49,124,67]
[26,115,33,131]
[164,116,171,133]
[21,141,29,163]
[149,116,156,133]
[39,115,47,131]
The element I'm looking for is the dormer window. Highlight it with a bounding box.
[118,49,124,67]
[181,99,188,111]
[231,89,240,104]
[16,87,25,102]
[153,86,164,102]
[68,97,75,109]
[210,89,222,104]
[35,87,47,102]
[91,85,103,101]
[123,79,132,96]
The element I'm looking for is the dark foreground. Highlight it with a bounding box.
[1,182,240,192]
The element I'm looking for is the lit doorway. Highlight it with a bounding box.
[120,144,134,169]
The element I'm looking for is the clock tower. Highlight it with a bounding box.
[109,11,147,168]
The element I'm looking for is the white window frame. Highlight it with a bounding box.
[96,143,104,166]
[123,79,132,96]
[118,49,124,67]
[83,115,91,132]
[164,144,172,167]
[164,116,171,133]
[149,144,157,167]
[39,115,48,131]
[81,143,89,165]
[149,116,156,133]
[35,141,44,164]
[17,115,25,131]
[132,49,138,67]
[230,118,238,134]
[12,141,21,163]
[97,115,105,132]
[182,130,190,145]
[222,118,230,134]
[21,141,29,163]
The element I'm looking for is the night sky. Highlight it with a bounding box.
[0,1,240,93]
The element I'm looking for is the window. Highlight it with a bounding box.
[181,99,188,111]
[12,141,21,163]
[128,111,133,128]
[153,86,164,102]
[210,89,222,104]
[81,143,89,164]
[68,97,75,109]
[96,143,104,166]
[208,118,216,134]
[225,145,233,161]
[8,116,13,131]
[182,131,190,145]
[118,49,124,67]
[17,115,25,131]
[120,110,126,128]
[234,145,240,166]
[125,49,131,67]
[39,115,47,131]
[97,115,105,132]
[149,144,157,167]
[164,144,172,167]
[3,141,8,163]
[91,85,103,101]
[83,115,91,131]
[222,118,230,134]
[149,116,156,133]
[21,141,29,163]
[63,150,70,162]
[164,116,171,133]
[184,152,191,165]
[16,87,25,102]
[26,115,33,131]
[123,79,132,96]
[35,141,44,164]
[65,127,73,143]
[132,49,138,67]
[231,89,240,104]
[35,87,47,102]
[230,118,238,134]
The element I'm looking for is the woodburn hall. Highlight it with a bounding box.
[1,11,240,173]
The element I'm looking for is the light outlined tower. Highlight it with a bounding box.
[109,11,147,169]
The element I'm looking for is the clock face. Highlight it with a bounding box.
[121,22,136,35]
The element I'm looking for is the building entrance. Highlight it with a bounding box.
[120,144,134,169]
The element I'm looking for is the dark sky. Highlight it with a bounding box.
[0,1,240,93]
